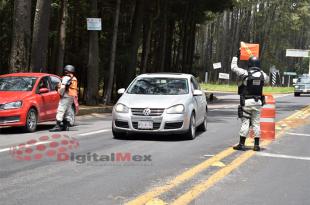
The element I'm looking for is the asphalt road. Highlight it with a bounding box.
[0,93,309,205]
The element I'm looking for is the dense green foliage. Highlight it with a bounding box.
[196,0,310,82]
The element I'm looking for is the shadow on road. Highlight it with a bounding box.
[0,124,54,135]
[114,131,205,142]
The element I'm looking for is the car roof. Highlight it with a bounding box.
[0,72,59,78]
[137,73,193,79]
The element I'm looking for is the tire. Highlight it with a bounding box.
[185,113,196,140]
[294,92,300,97]
[198,112,207,132]
[24,108,38,132]
[112,127,127,139]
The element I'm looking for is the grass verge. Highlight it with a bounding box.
[200,83,294,94]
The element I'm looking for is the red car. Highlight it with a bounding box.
[0,73,79,132]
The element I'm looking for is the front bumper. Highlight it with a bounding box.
[0,108,25,126]
[295,89,310,94]
[112,110,191,134]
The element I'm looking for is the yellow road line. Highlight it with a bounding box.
[125,148,236,205]
[171,150,256,205]
[125,105,310,205]
[171,105,310,205]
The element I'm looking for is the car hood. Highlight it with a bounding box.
[118,94,188,108]
[0,91,32,104]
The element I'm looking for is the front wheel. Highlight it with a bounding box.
[24,108,38,132]
[185,113,196,140]
[294,92,300,97]
[198,112,207,132]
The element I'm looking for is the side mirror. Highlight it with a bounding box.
[193,90,203,96]
[39,88,49,94]
[117,88,125,95]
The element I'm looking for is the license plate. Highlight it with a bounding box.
[138,121,153,129]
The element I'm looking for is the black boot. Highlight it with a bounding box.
[253,138,260,151]
[49,121,63,132]
[233,136,246,151]
[62,120,69,131]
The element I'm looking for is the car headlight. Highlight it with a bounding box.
[1,101,23,110]
[114,103,129,113]
[295,86,299,89]
[167,104,185,114]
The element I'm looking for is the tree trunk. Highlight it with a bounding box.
[165,19,175,71]
[104,0,121,105]
[55,0,68,76]
[85,0,100,105]
[159,0,168,72]
[30,0,51,72]
[9,0,32,73]
[141,0,160,74]
[125,0,144,86]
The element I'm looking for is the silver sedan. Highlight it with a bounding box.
[112,73,208,139]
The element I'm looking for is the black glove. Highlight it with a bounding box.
[238,105,243,118]
[261,95,266,106]
[236,49,241,59]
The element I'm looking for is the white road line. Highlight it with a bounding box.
[274,94,292,99]
[0,130,110,153]
[78,129,110,136]
[0,148,11,153]
[257,152,310,161]
[287,132,310,137]
[0,141,51,153]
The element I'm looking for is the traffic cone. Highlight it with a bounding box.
[260,95,276,140]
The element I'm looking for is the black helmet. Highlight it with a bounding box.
[248,56,260,68]
[64,65,75,73]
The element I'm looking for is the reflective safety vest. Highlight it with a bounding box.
[60,75,78,97]
[68,77,78,97]
[238,67,264,99]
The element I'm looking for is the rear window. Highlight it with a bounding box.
[0,77,37,91]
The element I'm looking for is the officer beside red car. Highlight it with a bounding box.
[50,65,78,132]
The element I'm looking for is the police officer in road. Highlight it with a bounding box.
[50,65,78,132]
[231,55,269,151]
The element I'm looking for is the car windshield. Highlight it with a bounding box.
[297,78,310,84]
[127,77,189,95]
[0,77,37,91]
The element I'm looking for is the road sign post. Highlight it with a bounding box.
[218,73,230,85]
[284,72,297,87]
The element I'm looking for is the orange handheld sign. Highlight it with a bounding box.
[240,42,259,61]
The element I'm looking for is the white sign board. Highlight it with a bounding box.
[213,62,222,69]
[283,72,297,76]
[286,49,310,58]
[219,73,230,80]
[87,18,102,31]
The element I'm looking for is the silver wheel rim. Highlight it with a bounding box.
[28,111,36,129]
[191,115,196,137]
